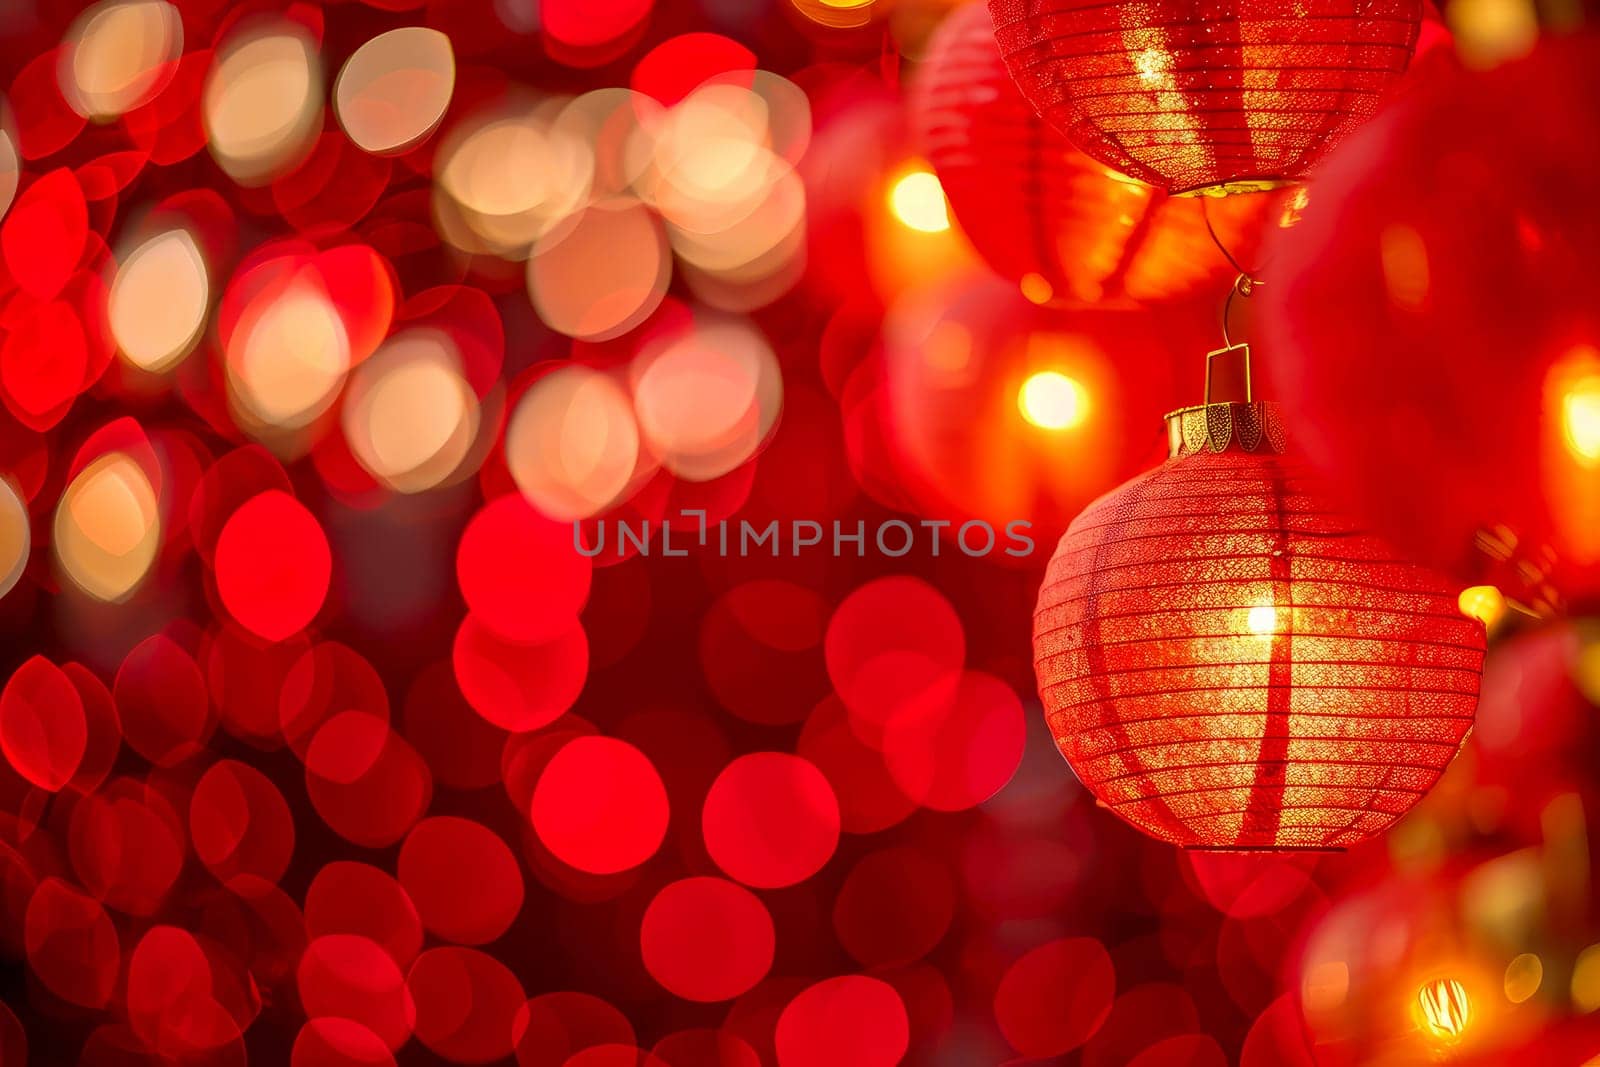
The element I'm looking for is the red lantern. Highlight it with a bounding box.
[1033,370,1485,849]
[913,3,1269,303]
[1259,35,1600,609]
[988,0,1424,195]
[882,275,1208,532]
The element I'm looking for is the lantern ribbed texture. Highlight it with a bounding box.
[987,0,1424,195]
[913,3,1265,303]
[1033,402,1484,849]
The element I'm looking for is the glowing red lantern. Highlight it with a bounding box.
[913,3,1268,304]
[1033,362,1485,849]
[988,0,1424,195]
[883,275,1208,531]
[1259,36,1600,609]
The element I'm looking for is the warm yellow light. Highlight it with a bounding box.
[228,281,351,431]
[1133,48,1173,84]
[507,365,641,521]
[888,170,949,234]
[1457,584,1506,628]
[341,330,479,493]
[110,229,209,373]
[0,478,28,602]
[53,452,161,603]
[1246,603,1280,637]
[60,0,183,120]
[1418,978,1471,1040]
[1572,943,1600,1013]
[334,26,456,156]
[1504,953,1542,1004]
[1019,272,1054,306]
[1018,371,1087,431]
[203,23,322,185]
[1561,373,1600,466]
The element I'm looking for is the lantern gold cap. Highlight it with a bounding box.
[1164,346,1285,457]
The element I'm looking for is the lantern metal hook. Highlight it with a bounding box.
[1202,197,1265,351]
[1220,271,1260,350]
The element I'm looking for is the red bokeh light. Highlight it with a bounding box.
[0,655,86,791]
[640,876,775,1002]
[993,937,1116,1057]
[457,494,592,644]
[398,816,525,946]
[214,490,332,642]
[702,752,840,889]
[531,736,669,875]
[774,976,910,1067]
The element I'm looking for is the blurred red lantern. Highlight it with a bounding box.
[913,3,1269,304]
[1033,384,1485,849]
[883,275,1205,532]
[988,0,1424,195]
[1259,35,1600,609]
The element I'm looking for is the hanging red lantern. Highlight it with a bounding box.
[1033,351,1485,849]
[1258,35,1600,610]
[882,274,1208,532]
[913,2,1269,304]
[987,0,1425,195]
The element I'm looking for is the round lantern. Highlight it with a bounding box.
[988,0,1424,195]
[883,274,1210,532]
[1033,379,1485,849]
[913,2,1269,304]
[1259,35,1600,610]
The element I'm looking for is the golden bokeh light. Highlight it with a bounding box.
[227,279,351,432]
[554,89,663,200]
[506,365,643,521]
[1418,978,1471,1040]
[53,452,161,603]
[1572,944,1600,1013]
[110,229,209,373]
[527,198,670,341]
[203,23,323,185]
[1246,602,1281,637]
[0,116,18,224]
[0,478,29,601]
[1457,584,1506,628]
[1448,0,1539,69]
[1018,370,1088,430]
[631,318,783,481]
[435,98,594,258]
[888,169,950,234]
[341,330,480,493]
[792,0,879,29]
[1019,272,1055,305]
[1561,371,1600,466]
[334,26,455,156]
[1504,953,1543,1004]
[59,0,182,120]
[643,84,786,235]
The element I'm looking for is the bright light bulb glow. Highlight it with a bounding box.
[1018,371,1087,430]
[1418,978,1470,1040]
[1246,603,1280,637]
[1457,584,1505,628]
[888,170,949,234]
[1562,373,1600,466]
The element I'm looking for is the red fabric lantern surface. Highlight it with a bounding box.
[913,3,1270,304]
[1258,35,1600,610]
[987,0,1424,195]
[1033,400,1485,849]
[882,275,1209,532]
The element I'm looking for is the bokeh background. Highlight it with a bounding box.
[0,0,1599,1064]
